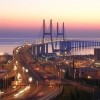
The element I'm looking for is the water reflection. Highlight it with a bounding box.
[71,46,100,55]
[0,44,100,55]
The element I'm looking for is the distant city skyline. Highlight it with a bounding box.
[0,0,100,38]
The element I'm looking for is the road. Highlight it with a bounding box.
[0,45,62,100]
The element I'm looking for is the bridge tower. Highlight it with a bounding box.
[55,22,65,48]
[57,22,65,41]
[42,19,54,53]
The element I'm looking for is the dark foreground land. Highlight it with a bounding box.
[54,84,92,100]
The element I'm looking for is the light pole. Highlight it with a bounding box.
[65,51,67,59]
[36,81,38,86]
[14,65,17,81]
[60,69,62,80]
[4,76,6,90]
[57,72,60,80]
[54,65,56,73]
[92,88,94,100]
[79,68,81,82]
[0,90,1,99]
[0,90,4,99]
[6,74,8,89]
[72,59,76,80]
[74,68,76,79]
[66,61,70,77]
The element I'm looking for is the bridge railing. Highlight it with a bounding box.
[15,38,100,45]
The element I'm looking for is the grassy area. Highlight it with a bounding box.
[55,84,92,100]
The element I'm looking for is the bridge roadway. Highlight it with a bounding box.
[1,45,62,100]
[26,37,100,57]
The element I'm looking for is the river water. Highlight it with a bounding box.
[0,38,99,55]
[0,45,97,55]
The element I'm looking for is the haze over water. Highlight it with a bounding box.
[0,38,98,55]
[0,0,100,38]
[0,0,100,55]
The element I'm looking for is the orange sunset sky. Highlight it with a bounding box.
[0,0,100,38]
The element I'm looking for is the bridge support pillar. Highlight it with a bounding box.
[66,41,71,52]
[45,44,48,53]
[41,44,45,55]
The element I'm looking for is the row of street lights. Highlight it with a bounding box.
[14,61,33,85]
[14,59,40,87]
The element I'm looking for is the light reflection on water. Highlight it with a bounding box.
[0,38,100,55]
[71,46,100,55]
[71,47,94,55]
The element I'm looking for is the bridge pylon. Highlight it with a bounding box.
[57,22,65,41]
[42,19,54,53]
[55,22,65,48]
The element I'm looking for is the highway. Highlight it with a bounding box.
[0,45,62,100]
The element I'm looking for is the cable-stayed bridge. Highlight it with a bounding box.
[26,19,100,57]
[1,20,100,56]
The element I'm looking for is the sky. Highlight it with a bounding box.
[0,0,100,38]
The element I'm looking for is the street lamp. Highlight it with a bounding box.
[16,61,18,65]
[36,81,38,86]
[87,75,91,79]
[4,76,6,90]
[17,73,22,81]
[66,61,69,65]
[66,61,71,77]
[0,90,4,99]
[25,69,28,73]
[22,67,25,72]
[29,77,32,83]
[14,65,17,71]
[14,65,17,82]
[65,51,67,59]
[3,75,8,90]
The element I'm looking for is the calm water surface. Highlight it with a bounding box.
[0,38,99,55]
[0,45,97,55]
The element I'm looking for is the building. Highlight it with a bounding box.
[76,67,100,79]
[94,48,100,62]
[0,52,12,63]
[94,48,100,67]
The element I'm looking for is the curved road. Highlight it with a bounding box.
[1,45,62,100]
